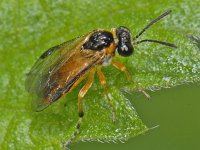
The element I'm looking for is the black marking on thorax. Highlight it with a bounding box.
[82,31,114,51]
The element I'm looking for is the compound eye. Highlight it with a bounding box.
[116,26,134,57]
[82,31,114,51]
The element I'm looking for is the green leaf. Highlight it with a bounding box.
[0,0,199,149]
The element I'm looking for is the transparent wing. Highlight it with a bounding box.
[25,32,103,111]
[26,36,85,92]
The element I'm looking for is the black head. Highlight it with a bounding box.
[82,31,114,51]
[116,26,134,57]
[116,10,177,57]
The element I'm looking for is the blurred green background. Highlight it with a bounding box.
[0,0,199,149]
[73,84,200,150]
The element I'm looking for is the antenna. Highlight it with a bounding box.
[133,10,172,40]
[135,39,177,48]
[133,10,177,48]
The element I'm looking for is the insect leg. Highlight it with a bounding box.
[111,61,132,81]
[112,61,150,99]
[78,69,95,118]
[64,69,95,148]
[96,66,116,122]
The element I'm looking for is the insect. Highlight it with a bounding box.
[25,10,176,147]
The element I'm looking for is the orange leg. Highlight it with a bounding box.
[112,61,150,99]
[78,69,95,118]
[97,66,116,122]
[112,61,132,81]
[64,69,95,148]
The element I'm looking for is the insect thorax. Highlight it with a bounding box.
[82,31,114,51]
